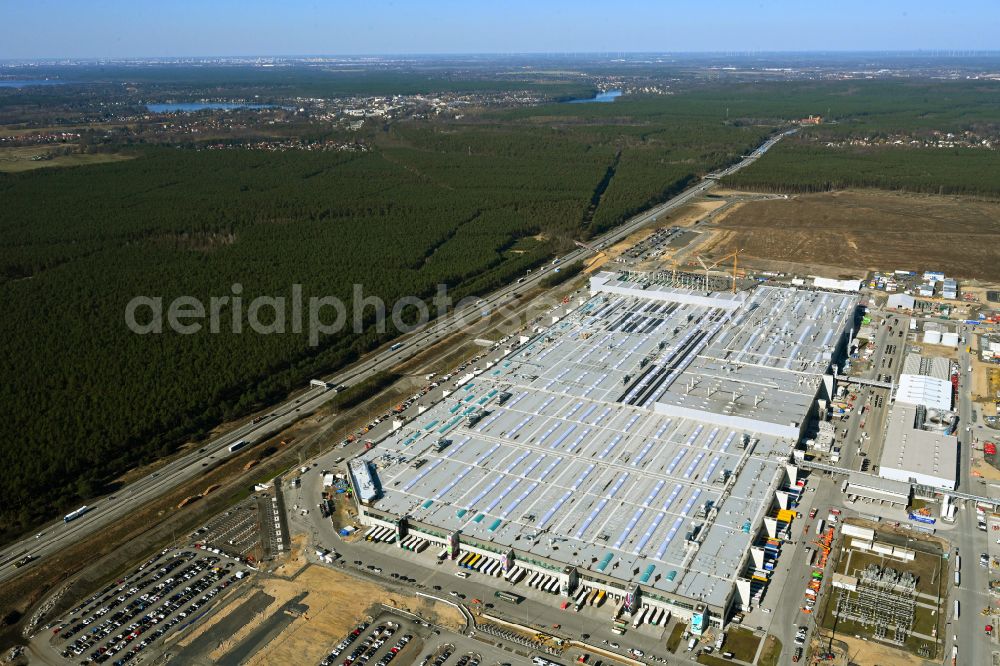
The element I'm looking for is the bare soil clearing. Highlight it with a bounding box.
[699,190,1000,281]
[0,145,133,172]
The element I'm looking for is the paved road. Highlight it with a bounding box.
[950,330,994,666]
[0,129,792,588]
[750,307,908,664]
[288,490,681,665]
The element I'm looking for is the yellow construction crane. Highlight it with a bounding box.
[708,249,744,293]
[666,257,681,285]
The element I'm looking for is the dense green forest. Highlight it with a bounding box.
[723,141,1000,197]
[0,104,769,541]
[717,79,1000,196]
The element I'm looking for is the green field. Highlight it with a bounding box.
[722,627,761,662]
[0,145,134,172]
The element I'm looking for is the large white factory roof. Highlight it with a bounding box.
[360,276,857,608]
[879,404,958,490]
[894,374,953,412]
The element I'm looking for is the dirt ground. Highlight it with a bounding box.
[669,199,729,228]
[585,199,727,273]
[697,190,1000,281]
[830,633,928,666]
[245,568,463,665]
[0,145,133,172]
[176,536,464,665]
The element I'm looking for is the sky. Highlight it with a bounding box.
[2,0,998,60]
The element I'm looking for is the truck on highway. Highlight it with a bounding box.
[228,440,248,453]
[390,343,404,352]
[64,506,89,523]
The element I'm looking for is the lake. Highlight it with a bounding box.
[565,90,623,104]
[146,102,282,113]
[0,80,68,88]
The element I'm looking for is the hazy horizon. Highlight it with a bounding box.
[4,50,1000,64]
[2,0,998,61]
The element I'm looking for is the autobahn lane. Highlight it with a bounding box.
[0,129,792,587]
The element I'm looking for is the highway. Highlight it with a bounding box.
[0,128,792,587]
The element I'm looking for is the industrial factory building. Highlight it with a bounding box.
[353,271,858,625]
[878,403,958,490]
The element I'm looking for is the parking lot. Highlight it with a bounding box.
[48,547,247,665]
[318,617,417,666]
[257,487,290,560]
[420,642,484,666]
[190,496,263,562]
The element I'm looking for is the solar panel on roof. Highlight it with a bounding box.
[655,517,684,560]
[538,490,572,528]
[505,416,533,437]
[591,406,612,425]
[597,434,623,460]
[613,507,645,549]
[434,466,474,500]
[683,452,705,479]
[665,450,686,474]
[571,464,595,491]
[550,424,577,449]
[575,472,629,539]
[500,482,538,518]
[633,440,656,466]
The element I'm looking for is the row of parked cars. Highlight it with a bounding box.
[59,551,203,644]
[75,563,232,663]
[321,621,370,665]
[339,622,398,666]
[423,645,453,666]
[373,632,412,666]
[58,552,243,665]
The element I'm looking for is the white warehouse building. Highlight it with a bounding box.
[894,374,953,412]
[878,404,958,490]
[352,272,858,625]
